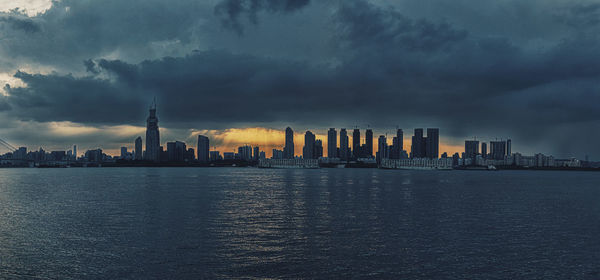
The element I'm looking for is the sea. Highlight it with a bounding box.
[0,168,599,279]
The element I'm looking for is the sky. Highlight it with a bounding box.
[1,0,599,159]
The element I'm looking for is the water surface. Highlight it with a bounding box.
[0,168,599,279]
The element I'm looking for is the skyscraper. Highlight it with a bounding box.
[73,145,77,160]
[134,137,143,160]
[411,128,425,158]
[253,146,260,161]
[315,140,323,158]
[426,128,439,159]
[284,127,294,159]
[238,146,253,161]
[352,129,361,159]
[340,128,349,161]
[465,140,479,161]
[393,129,403,159]
[377,135,388,163]
[197,135,209,163]
[303,131,316,159]
[481,142,487,159]
[167,141,186,162]
[327,128,337,158]
[490,141,507,160]
[507,139,512,156]
[365,129,373,158]
[144,101,160,162]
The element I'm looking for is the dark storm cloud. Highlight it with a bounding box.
[0,0,213,70]
[555,3,600,27]
[215,0,311,34]
[6,71,145,123]
[0,13,41,33]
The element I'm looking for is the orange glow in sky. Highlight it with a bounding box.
[189,127,463,158]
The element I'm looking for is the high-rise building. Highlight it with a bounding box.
[238,145,253,161]
[365,129,373,158]
[73,145,77,160]
[426,128,439,159]
[352,129,361,159]
[327,128,337,158]
[411,128,425,158]
[465,140,480,161]
[272,149,284,159]
[490,141,507,160]
[14,147,27,160]
[391,129,404,159]
[167,141,186,162]
[315,140,323,158]
[197,135,209,163]
[253,146,260,161]
[134,137,142,160]
[377,135,388,163]
[85,149,103,162]
[120,147,128,159]
[481,142,487,159]
[209,151,221,161]
[303,131,316,159]
[284,127,294,159]
[340,128,349,161]
[144,101,160,162]
[507,139,512,156]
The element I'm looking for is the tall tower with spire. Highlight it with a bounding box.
[145,99,160,161]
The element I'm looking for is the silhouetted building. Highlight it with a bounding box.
[507,139,512,156]
[340,128,349,160]
[85,149,103,162]
[481,142,487,159]
[197,135,209,163]
[120,147,128,159]
[253,146,260,161]
[411,128,425,158]
[327,128,337,158]
[13,147,26,160]
[209,151,221,161]
[272,149,284,159]
[426,128,439,159]
[167,141,186,162]
[159,146,168,162]
[73,145,77,160]
[145,101,160,162]
[465,140,479,161]
[377,135,388,163]
[352,129,360,159]
[185,148,195,162]
[238,146,253,161]
[284,127,294,159]
[223,152,235,160]
[365,129,373,158]
[303,131,316,159]
[490,141,507,160]
[391,129,403,159]
[134,137,143,160]
[315,140,323,158]
[50,151,66,161]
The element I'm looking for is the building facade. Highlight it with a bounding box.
[144,102,160,162]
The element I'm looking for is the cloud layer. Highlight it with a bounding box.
[1,0,600,158]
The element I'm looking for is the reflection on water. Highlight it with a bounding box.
[1,168,600,279]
